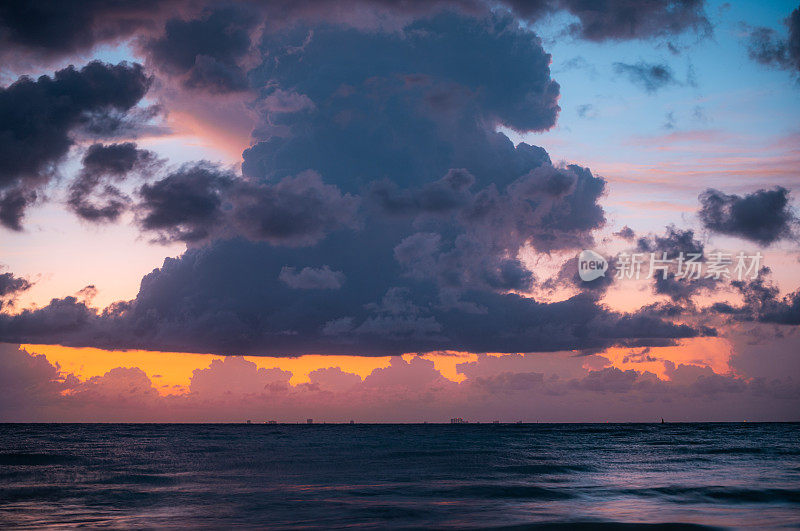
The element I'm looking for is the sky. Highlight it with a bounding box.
[0,0,799,422]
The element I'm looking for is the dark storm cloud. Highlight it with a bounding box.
[0,296,100,343]
[541,253,616,295]
[136,163,234,242]
[143,6,260,94]
[712,269,800,326]
[636,226,718,302]
[247,13,563,145]
[379,163,605,291]
[0,239,706,355]
[77,104,168,140]
[613,61,679,93]
[81,142,157,178]
[134,165,359,245]
[699,187,797,245]
[0,9,707,356]
[746,7,800,74]
[0,271,31,310]
[370,169,475,216]
[0,273,30,298]
[0,189,36,231]
[0,0,166,61]
[636,225,703,256]
[0,61,151,229]
[0,0,712,67]
[230,172,360,246]
[68,142,159,223]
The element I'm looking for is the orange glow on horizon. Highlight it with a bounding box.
[23,345,482,395]
[600,337,734,379]
[22,338,733,397]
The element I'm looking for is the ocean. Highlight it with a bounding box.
[0,423,798,528]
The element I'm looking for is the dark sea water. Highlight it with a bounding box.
[0,423,798,529]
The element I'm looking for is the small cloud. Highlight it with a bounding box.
[613,61,679,93]
[692,105,708,123]
[576,103,598,119]
[613,226,635,241]
[554,56,598,77]
[662,111,676,129]
[699,187,798,245]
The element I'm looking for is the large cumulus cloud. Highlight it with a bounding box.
[0,9,715,357]
[0,239,704,356]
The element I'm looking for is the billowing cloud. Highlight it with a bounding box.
[0,0,167,63]
[0,0,712,69]
[0,272,30,298]
[307,366,362,391]
[68,142,159,222]
[0,61,151,229]
[712,269,800,326]
[143,6,260,94]
[230,171,360,246]
[0,344,72,420]
[0,258,706,356]
[136,162,234,242]
[699,187,797,245]
[636,226,718,302]
[0,271,32,310]
[135,166,359,244]
[0,11,711,357]
[189,356,291,397]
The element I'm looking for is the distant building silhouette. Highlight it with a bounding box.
[450,417,466,424]
[267,420,277,424]
[307,418,313,424]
